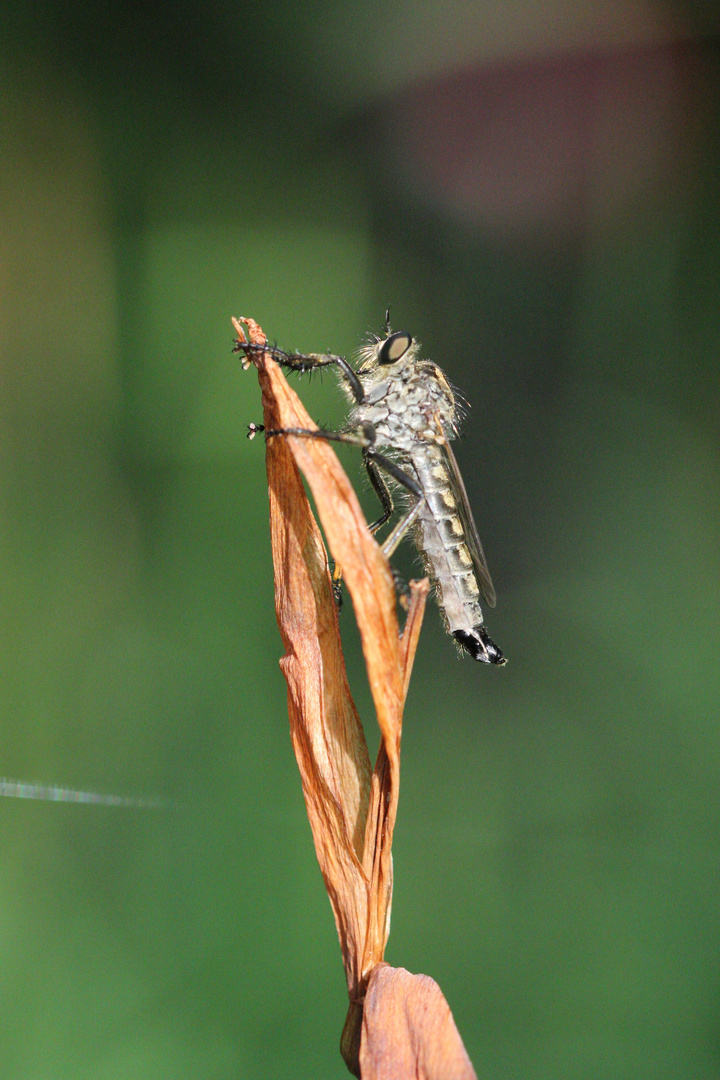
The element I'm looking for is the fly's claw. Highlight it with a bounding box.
[391,565,412,610]
[331,560,344,610]
[231,318,273,370]
[233,339,265,371]
[235,337,292,371]
[247,423,265,440]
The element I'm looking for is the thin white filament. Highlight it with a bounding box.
[0,777,166,808]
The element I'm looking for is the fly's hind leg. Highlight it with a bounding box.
[363,452,394,534]
[364,451,423,502]
[380,501,423,559]
[258,424,376,608]
[363,449,424,555]
[363,451,425,596]
[253,426,426,606]
[362,452,416,602]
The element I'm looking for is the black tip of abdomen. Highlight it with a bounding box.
[453,627,507,666]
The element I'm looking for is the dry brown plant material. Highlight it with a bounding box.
[234,317,478,1080]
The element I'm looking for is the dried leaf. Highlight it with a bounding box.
[359,965,478,1080]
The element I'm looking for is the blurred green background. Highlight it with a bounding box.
[2,2,720,1077]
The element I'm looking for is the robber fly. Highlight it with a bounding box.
[238,316,506,666]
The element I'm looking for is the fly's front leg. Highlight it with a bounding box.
[233,338,340,374]
[234,339,366,405]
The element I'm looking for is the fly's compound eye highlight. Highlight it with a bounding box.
[378,331,412,365]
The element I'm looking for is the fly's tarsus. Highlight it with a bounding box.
[237,338,346,378]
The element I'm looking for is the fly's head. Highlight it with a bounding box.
[356,329,420,376]
[355,324,460,437]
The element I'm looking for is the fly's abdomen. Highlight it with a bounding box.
[411,448,484,637]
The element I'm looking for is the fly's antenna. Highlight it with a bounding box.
[383,306,392,336]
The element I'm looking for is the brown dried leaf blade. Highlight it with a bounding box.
[242,322,371,995]
[359,965,478,1080]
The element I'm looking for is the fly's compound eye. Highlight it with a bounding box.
[378,330,412,365]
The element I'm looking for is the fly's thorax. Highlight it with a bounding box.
[354,360,458,452]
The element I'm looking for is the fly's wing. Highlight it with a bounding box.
[442,438,497,608]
